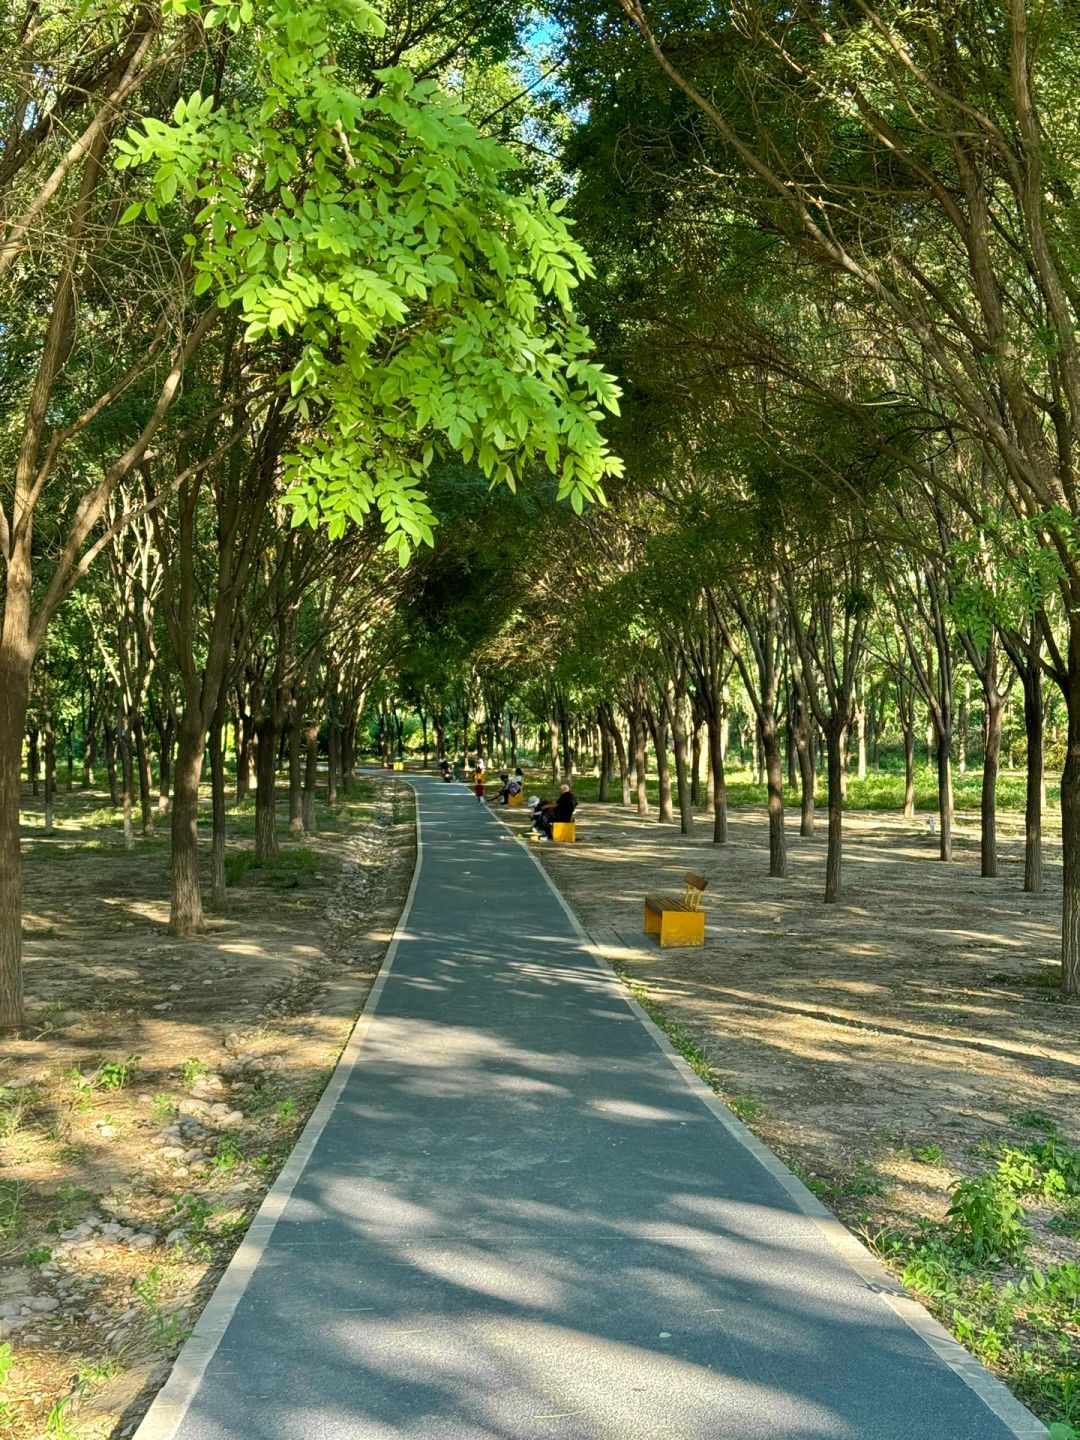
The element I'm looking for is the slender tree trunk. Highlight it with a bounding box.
[64,724,73,791]
[43,717,56,836]
[548,715,559,783]
[650,707,674,824]
[0,654,31,1029]
[632,710,649,816]
[288,719,304,837]
[1022,663,1043,894]
[668,683,692,834]
[133,712,154,837]
[856,692,868,780]
[598,722,612,803]
[903,726,916,821]
[83,724,96,787]
[169,715,206,936]
[958,681,969,775]
[156,713,174,815]
[707,705,728,844]
[691,721,703,806]
[28,727,39,797]
[236,708,254,805]
[326,719,339,806]
[209,718,227,911]
[1061,658,1080,993]
[794,702,815,838]
[981,690,1002,878]
[303,723,319,833]
[761,715,786,877]
[936,721,953,862]
[104,720,118,807]
[118,714,135,851]
[824,723,843,903]
[255,716,279,860]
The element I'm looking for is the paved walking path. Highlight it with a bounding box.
[138,777,1044,1440]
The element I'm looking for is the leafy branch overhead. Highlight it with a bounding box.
[116,0,623,562]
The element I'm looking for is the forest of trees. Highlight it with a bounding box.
[5,0,1080,1035]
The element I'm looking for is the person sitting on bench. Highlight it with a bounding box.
[537,783,576,840]
[499,769,524,805]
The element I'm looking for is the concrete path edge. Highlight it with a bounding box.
[131,784,424,1440]
[509,822,1049,1440]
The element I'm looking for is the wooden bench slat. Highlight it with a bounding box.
[684,872,708,891]
[645,896,692,912]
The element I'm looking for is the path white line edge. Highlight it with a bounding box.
[513,829,1049,1440]
[132,783,425,1440]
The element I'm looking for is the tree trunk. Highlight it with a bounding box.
[303,723,319,833]
[707,705,728,844]
[104,721,118,807]
[691,721,703,806]
[255,716,279,860]
[64,724,73,792]
[958,681,969,775]
[83,724,96,787]
[1021,662,1043,894]
[936,721,953,861]
[236,708,254,805]
[288,720,304,837]
[632,710,649,816]
[118,715,135,851]
[0,655,30,1029]
[598,721,612,803]
[28,727,39,797]
[209,719,227,911]
[650,706,674,824]
[156,713,174,815]
[169,715,206,936]
[856,692,868,780]
[548,715,559,783]
[133,712,154,837]
[824,722,843,903]
[761,715,786,877]
[43,718,56,836]
[1061,662,1080,994]
[980,688,1003,879]
[903,725,916,821]
[326,719,339,805]
[668,683,693,835]
[794,704,815,838]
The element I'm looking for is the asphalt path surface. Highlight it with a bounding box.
[142,776,1043,1440]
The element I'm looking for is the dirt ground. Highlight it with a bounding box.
[0,776,414,1439]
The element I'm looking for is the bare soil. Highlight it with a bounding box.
[0,776,414,1439]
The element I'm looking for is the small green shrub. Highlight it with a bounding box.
[946,1174,1030,1263]
[96,1054,139,1091]
[913,1143,945,1164]
[0,1180,25,1242]
[180,1058,208,1087]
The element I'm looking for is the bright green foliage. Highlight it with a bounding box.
[116,0,622,562]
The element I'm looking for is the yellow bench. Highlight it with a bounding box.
[644,872,708,947]
[552,821,576,843]
[391,761,405,771]
[508,790,524,807]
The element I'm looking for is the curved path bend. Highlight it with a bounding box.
[136,775,1046,1440]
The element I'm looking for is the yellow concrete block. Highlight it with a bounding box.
[508,791,524,807]
[552,821,576,844]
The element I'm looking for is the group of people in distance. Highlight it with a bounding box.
[433,754,578,837]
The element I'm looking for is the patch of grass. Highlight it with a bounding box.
[96,1054,139,1091]
[1012,1109,1060,1132]
[0,1180,26,1245]
[224,846,320,889]
[0,1342,12,1424]
[23,1244,52,1268]
[913,1143,945,1164]
[274,1096,297,1126]
[47,1183,95,1233]
[152,1092,178,1123]
[0,1083,38,1139]
[180,1058,208,1088]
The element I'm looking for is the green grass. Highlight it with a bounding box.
[223,846,320,888]
[514,761,1051,817]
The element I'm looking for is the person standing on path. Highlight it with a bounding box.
[473,765,486,805]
